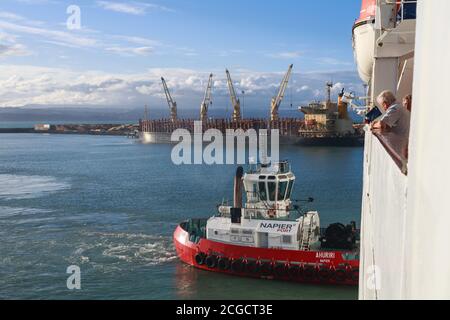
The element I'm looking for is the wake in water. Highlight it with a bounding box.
[0,174,70,200]
[72,231,177,268]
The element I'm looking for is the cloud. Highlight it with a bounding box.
[268,51,302,59]
[96,1,173,15]
[105,46,154,56]
[0,43,30,57]
[0,20,97,48]
[0,32,31,57]
[0,65,364,109]
[318,57,353,66]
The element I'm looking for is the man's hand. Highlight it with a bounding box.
[371,121,381,130]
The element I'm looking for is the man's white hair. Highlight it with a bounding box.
[377,90,397,106]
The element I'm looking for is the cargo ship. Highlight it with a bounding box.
[139,67,364,147]
[295,82,364,146]
[173,161,360,285]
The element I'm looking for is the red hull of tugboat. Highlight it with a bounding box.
[174,225,359,286]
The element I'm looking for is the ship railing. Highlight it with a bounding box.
[370,127,408,175]
[385,0,417,24]
[242,207,302,221]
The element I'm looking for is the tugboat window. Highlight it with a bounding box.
[286,180,294,199]
[268,182,276,201]
[282,235,292,244]
[258,182,267,201]
[278,181,288,200]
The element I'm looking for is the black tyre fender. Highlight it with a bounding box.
[303,265,316,280]
[318,266,332,281]
[217,257,230,271]
[350,268,359,282]
[260,262,273,276]
[194,253,206,265]
[288,264,300,278]
[231,259,244,273]
[245,260,261,274]
[335,268,347,282]
[205,255,217,269]
[274,263,287,277]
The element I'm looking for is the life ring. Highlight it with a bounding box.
[218,257,230,271]
[288,264,300,278]
[274,263,287,277]
[260,262,273,276]
[194,253,206,265]
[231,259,244,273]
[245,260,260,274]
[205,255,217,269]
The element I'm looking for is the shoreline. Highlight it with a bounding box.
[0,123,139,137]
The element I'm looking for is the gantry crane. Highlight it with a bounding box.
[200,73,214,121]
[161,77,177,122]
[226,69,241,121]
[270,64,293,121]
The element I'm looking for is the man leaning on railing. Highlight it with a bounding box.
[371,90,411,158]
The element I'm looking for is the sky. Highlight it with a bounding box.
[0,0,364,115]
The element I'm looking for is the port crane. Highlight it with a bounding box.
[200,73,214,121]
[161,77,177,122]
[225,69,241,121]
[270,64,293,121]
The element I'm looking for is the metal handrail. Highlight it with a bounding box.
[385,0,417,23]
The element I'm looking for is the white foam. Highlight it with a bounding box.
[72,232,177,267]
[0,175,70,200]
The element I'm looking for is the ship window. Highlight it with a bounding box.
[231,228,239,234]
[258,182,267,201]
[268,182,276,201]
[286,180,294,199]
[242,229,253,235]
[282,235,292,244]
[278,181,288,200]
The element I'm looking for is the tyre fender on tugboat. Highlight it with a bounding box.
[205,255,217,268]
[288,264,300,278]
[350,267,359,282]
[318,265,332,281]
[231,258,244,273]
[303,264,316,280]
[194,252,206,265]
[260,261,273,276]
[245,260,261,274]
[335,266,347,282]
[274,262,288,277]
[218,257,230,271]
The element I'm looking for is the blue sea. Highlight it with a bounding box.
[0,133,363,300]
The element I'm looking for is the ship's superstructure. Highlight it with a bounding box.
[355,0,450,299]
[298,83,360,141]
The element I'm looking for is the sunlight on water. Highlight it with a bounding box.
[0,174,70,200]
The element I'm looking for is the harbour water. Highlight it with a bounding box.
[0,133,362,299]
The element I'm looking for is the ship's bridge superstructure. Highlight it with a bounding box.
[209,162,321,251]
[243,161,295,220]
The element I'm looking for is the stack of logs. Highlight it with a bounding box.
[139,118,306,137]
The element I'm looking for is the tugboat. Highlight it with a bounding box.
[173,161,360,285]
